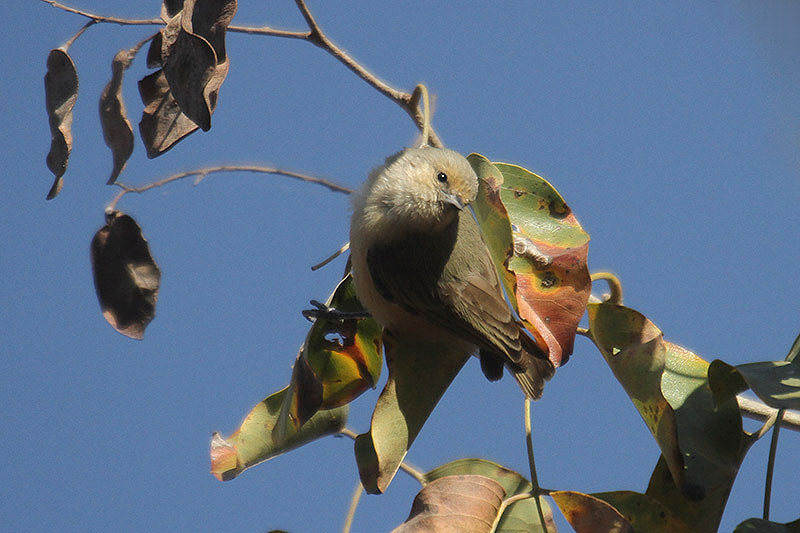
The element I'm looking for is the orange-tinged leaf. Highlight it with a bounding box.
[468,154,590,368]
[99,49,135,184]
[44,47,78,199]
[551,491,633,533]
[90,211,161,339]
[210,386,347,481]
[355,333,469,494]
[278,274,382,433]
[496,162,590,367]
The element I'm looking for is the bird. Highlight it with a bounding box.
[349,145,554,399]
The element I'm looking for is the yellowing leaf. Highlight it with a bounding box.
[210,386,347,481]
[278,274,382,433]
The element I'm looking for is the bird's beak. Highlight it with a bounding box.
[442,191,465,210]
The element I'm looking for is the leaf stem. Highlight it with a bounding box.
[337,428,427,487]
[341,479,363,533]
[108,165,352,211]
[763,409,784,520]
[524,399,549,533]
[590,272,623,305]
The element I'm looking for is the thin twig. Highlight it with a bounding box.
[341,479,363,533]
[108,165,352,211]
[524,399,549,533]
[763,409,784,520]
[41,0,162,25]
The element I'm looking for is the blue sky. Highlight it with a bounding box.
[2,2,799,531]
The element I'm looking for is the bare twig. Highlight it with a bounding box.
[107,165,352,211]
[524,399,549,533]
[341,479,363,533]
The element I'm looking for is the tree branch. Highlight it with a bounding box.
[108,165,352,211]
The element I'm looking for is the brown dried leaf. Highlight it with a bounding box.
[160,0,236,131]
[90,211,161,339]
[392,475,506,533]
[138,69,199,158]
[99,50,135,184]
[187,0,237,62]
[44,48,78,199]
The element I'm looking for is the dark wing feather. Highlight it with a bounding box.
[366,209,554,398]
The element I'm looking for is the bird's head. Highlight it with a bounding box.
[355,146,479,238]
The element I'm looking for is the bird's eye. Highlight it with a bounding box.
[436,171,448,183]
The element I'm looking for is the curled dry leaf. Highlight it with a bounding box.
[160,0,236,131]
[138,69,199,157]
[44,48,78,199]
[90,211,161,339]
[99,49,135,184]
[392,475,505,533]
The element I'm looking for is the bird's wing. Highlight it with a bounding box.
[365,211,522,360]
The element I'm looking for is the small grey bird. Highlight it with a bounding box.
[349,146,554,399]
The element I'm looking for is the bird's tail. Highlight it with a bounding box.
[512,332,555,400]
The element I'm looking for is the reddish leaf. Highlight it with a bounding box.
[44,48,78,199]
[99,49,135,184]
[90,211,161,339]
[468,154,590,368]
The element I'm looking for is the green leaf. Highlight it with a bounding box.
[592,491,692,533]
[587,302,684,487]
[733,360,800,410]
[425,458,554,532]
[589,302,746,532]
[355,334,469,494]
[734,517,800,533]
[210,386,347,481]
